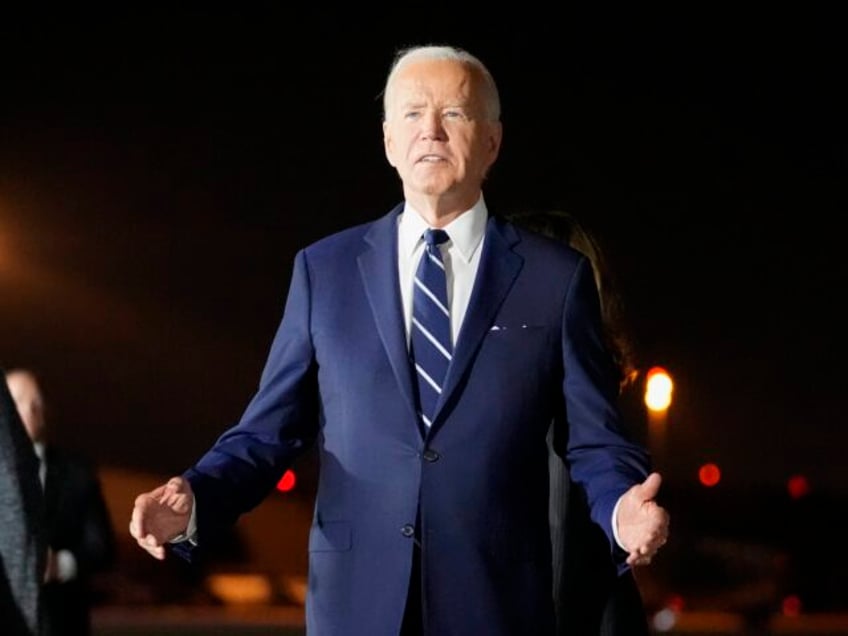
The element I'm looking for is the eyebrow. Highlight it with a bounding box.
[398,100,470,111]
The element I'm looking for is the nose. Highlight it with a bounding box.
[420,111,447,141]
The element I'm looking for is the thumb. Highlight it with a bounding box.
[631,472,662,503]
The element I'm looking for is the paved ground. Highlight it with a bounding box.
[93,605,305,636]
[91,605,848,635]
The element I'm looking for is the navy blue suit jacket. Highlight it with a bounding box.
[182,204,650,635]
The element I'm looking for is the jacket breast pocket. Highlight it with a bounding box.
[483,324,558,358]
[478,324,559,398]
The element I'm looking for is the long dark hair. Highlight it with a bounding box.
[507,210,639,390]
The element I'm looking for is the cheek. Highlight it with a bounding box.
[383,138,395,166]
[464,142,492,172]
[386,131,410,163]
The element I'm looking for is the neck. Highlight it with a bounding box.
[404,190,481,228]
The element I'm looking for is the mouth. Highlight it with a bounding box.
[416,154,447,164]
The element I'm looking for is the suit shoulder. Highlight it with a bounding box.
[507,222,585,269]
[297,205,401,266]
[301,207,396,258]
[304,221,373,256]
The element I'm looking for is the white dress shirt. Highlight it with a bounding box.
[33,441,47,488]
[397,196,488,345]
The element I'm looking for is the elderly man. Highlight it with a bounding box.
[131,44,669,635]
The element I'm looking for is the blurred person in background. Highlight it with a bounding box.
[509,210,650,635]
[6,369,116,636]
[0,368,45,636]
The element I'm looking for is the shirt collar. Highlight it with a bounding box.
[398,195,488,264]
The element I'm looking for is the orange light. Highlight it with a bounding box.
[698,463,721,487]
[276,469,296,493]
[787,475,810,499]
[205,573,274,605]
[644,366,673,412]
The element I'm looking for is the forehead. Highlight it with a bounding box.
[388,58,481,107]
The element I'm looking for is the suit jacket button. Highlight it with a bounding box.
[401,524,415,538]
[422,449,440,462]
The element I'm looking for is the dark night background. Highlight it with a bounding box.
[1,8,845,610]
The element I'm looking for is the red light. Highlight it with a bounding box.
[666,594,685,612]
[782,594,802,617]
[787,475,810,499]
[276,469,296,493]
[698,463,721,487]
[646,366,666,380]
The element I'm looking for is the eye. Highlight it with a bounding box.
[443,110,463,119]
[404,110,421,120]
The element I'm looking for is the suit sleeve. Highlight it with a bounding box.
[182,249,319,548]
[560,256,651,566]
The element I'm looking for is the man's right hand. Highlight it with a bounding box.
[129,476,194,560]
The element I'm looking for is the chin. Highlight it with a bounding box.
[409,177,457,197]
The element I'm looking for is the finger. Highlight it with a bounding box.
[141,532,161,549]
[142,532,169,559]
[627,551,653,567]
[129,503,148,540]
[163,491,190,513]
[156,484,177,504]
[144,541,166,560]
[636,472,662,502]
[160,478,190,508]
[167,476,185,490]
[148,484,168,499]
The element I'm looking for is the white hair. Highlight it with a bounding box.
[382,44,501,122]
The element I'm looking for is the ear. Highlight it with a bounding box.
[481,121,502,174]
[383,120,396,168]
[487,121,503,160]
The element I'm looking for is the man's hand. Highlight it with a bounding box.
[129,476,194,560]
[616,472,670,567]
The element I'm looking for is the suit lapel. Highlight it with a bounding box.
[358,205,420,423]
[431,217,522,427]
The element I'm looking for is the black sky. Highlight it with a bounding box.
[0,7,845,494]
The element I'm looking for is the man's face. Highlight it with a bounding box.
[383,58,502,207]
[6,372,46,443]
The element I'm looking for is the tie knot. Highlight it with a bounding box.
[423,228,450,248]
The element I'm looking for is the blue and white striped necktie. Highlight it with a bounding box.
[411,228,452,427]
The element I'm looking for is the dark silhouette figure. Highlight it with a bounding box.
[0,369,45,635]
[6,369,116,636]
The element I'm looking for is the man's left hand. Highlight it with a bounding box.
[616,472,670,567]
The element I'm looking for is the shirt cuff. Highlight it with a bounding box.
[612,494,626,551]
[55,549,77,582]
[168,499,199,546]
